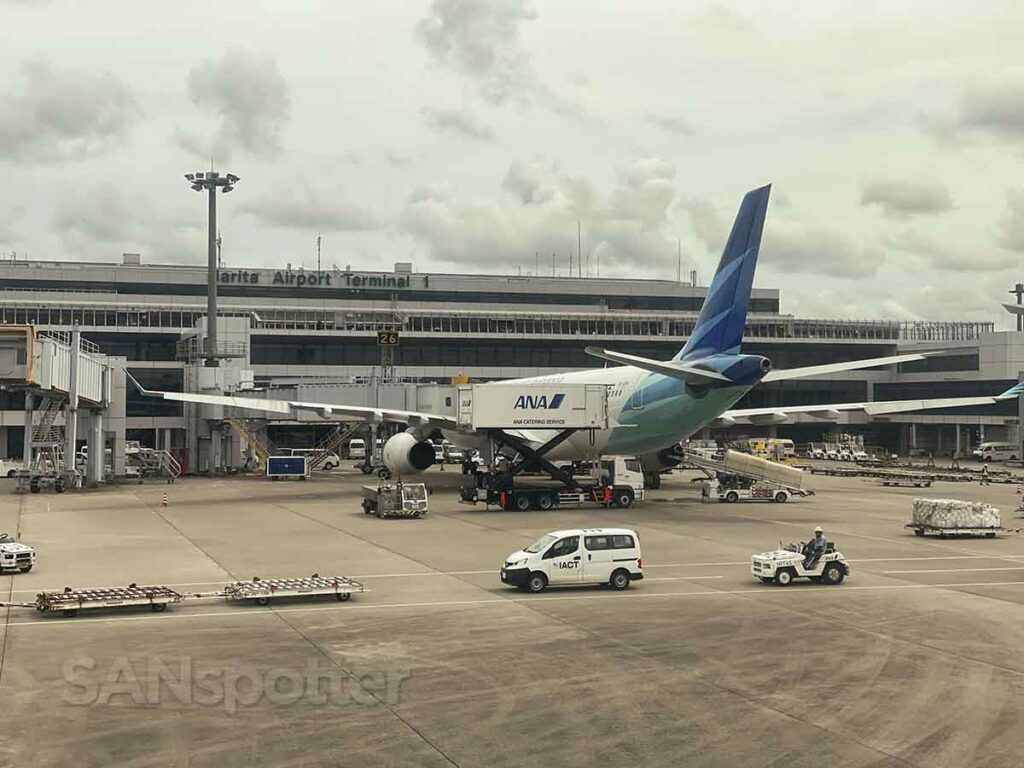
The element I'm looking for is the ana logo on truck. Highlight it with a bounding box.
[514,393,565,410]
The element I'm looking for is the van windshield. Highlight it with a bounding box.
[524,534,558,553]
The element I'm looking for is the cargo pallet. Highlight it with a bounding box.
[880,478,932,488]
[903,524,1020,538]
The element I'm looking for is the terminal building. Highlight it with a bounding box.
[0,255,1018,471]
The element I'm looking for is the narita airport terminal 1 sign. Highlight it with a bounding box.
[217,269,428,290]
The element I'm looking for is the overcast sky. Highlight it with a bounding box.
[0,0,1021,325]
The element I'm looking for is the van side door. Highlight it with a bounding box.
[543,536,583,584]
[583,534,614,583]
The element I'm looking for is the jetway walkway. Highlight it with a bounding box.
[0,324,119,491]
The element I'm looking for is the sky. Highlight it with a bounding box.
[0,0,1021,326]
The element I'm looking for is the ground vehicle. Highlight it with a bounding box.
[289,448,342,470]
[462,455,645,510]
[972,442,1018,461]
[361,482,429,518]
[751,541,849,585]
[851,450,870,461]
[348,439,366,460]
[706,477,798,503]
[0,533,35,572]
[266,455,308,480]
[808,447,827,460]
[500,527,643,592]
[0,459,24,478]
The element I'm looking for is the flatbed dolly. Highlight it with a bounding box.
[903,524,1021,538]
[880,478,932,487]
[32,584,183,617]
[221,575,364,606]
[0,574,366,617]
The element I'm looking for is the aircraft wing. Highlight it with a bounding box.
[128,374,459,430]
[721,382,1024,424]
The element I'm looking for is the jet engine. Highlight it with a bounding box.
[382,432,436,475]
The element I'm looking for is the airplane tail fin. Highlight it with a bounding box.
[676,185,771,361]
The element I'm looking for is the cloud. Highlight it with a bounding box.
[421,106,495,141]
[679,198,728,250]
[415,0,584,120]
[885,227,1015,272]
[175,49,289,160]
[0,59,139,162]
[762,218,885,278]
[646,113,695,136]
[55,183,204,262]
[949,76,1024,143]
[241,188,379,232]
[860,177,955,218]
[998,187,1024,253]
[401,158,679,274]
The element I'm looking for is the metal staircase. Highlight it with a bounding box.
[224,413,279,462]
[307,423,362,469]
[135,448,183,481]
[18,395,72,492]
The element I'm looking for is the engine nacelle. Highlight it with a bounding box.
[382,432,435,476]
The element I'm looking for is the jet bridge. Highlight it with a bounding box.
[0,325,120,489]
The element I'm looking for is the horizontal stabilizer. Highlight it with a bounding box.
[761,353,932,382]
[584,347,730,384]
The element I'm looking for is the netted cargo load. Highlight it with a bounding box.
[911,498,1000,529]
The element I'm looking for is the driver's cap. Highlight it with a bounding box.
[814,526,823,533]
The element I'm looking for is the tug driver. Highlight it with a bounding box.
[803,526,828,570]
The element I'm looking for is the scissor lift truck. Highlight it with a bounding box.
[455,383,635,510]
[361,482,429,518]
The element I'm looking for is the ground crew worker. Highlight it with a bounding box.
[981,464,990,485]
[803,526,828,570]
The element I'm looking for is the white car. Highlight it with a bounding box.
[751,541,849,586]
[501,527,643,593]
[851,450,869,461]
[0,533,35,573]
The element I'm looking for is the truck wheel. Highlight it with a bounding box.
[151,603,167,612]
[29,481,40,494]
[913,529,924,536]
[758,576,773,583]
[725,491,739,503]
[537,493,555,511]
[256,596,270,606]
[513,494,531,512]
[614,488,634,508]
[527,572,548,593]
[6,470,14,478]
[362,500,373,514]
[773,491,788,503]
[378,468,391,479]
[775,568,795,586]
[644,473,661,490]
[55,480,65,494]
[18,564,32,573]
[336,592,351,602]
[822,563,845,585]
[360,464,373,475]
[610,569,631,590]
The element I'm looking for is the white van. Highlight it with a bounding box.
[972,442,1018,462]
[288,448,342,470]
[500,527,643,593]
[348,439,366,460]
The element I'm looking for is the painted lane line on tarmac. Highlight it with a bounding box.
[7,556,1018,594]
[883,567,1024,575]
[7,579,1024,629]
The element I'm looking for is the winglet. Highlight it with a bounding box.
[998,382,1024,399]
[125,371,152,396]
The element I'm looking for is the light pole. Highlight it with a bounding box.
[184,171,239,367]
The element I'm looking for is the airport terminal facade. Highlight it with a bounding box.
[0,255,1018,462]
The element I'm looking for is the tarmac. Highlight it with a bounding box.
[2,465,1024,768]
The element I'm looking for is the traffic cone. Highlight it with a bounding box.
[162,492,168,508]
